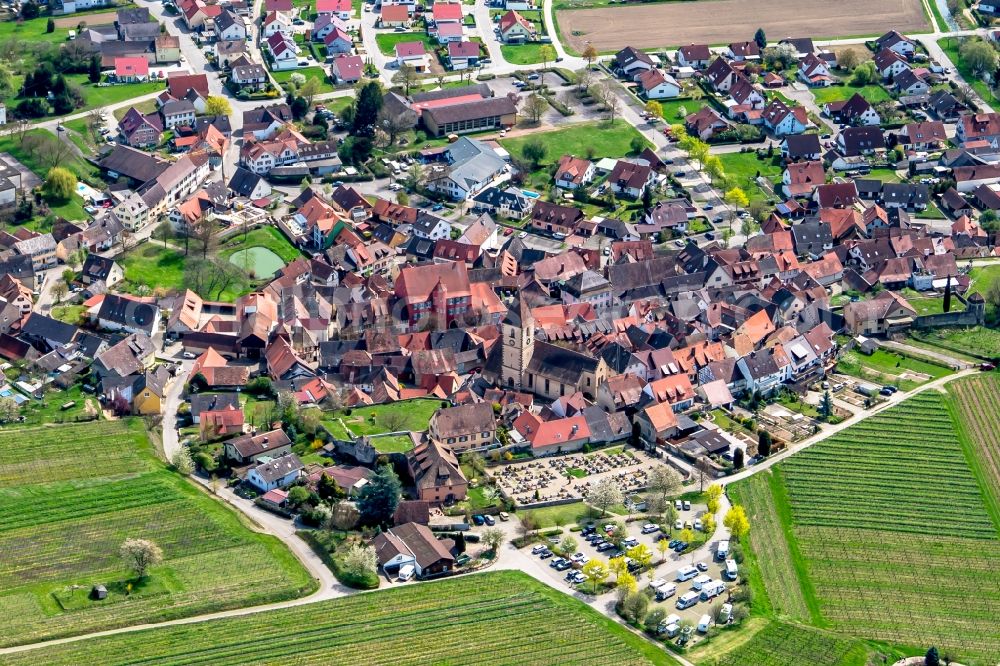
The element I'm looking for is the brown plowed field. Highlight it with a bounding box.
[557,0,927,52]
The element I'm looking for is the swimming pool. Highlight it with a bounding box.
[521,190,540,199]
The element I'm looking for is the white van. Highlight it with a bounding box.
[691,574,712,591]
[700,580,727,601]
[724,559,738,581]
[658,614,682,637]
[655,582,677,601]
[649,578,667,591]
[397,564,415,581]
[697,614,712,633]
[718,603,732,623]
[675,499,682,511]
[676,565,698,582]
[716,540,730,560]
[676,591,699,610]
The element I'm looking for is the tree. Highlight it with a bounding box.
[581,558,608,593]
[356,464,402,526]
[290,95,309,120]
[587,478,624,516]
[20,1,39,19]
[644,100,663,119]
[539,44,556,82]
[376,106,414,151]
[838,48,860,72]
[656,537,670,563]
[517,512,538,539]
[850,60,877,86]
[120,538,163,579]
[925,646,941,666]
[287,485,311,506]
[392,63,417,97]
[171,447,194,475]
[524,92,548,123]
[819,390,833,418]
[189,216,216,259]
[960,38,998,78]
[704,155,724,183]
[46,17,55,33]
[615,570,637,600]
[52,282,67,304]
[647,465,681,516]
[724,186,749,212]
[481,527,505,554]
[625,543,653,570]
[353,80,384,137]
[557,534,578,557]
[341,542,377,579]
[644,608,667,634]
[733,447,745,470]
[724,505,750,541]
[43,167,76,202]
[608,555,627,579]
[619,589,649,624]
[583,43,598,68]
[205,96,232,117]
[702,513,716,535]
[706,483,723,504]
[522,138,547,168]
[460,450,484,477]
[679,527,694,546]
[155,220,173,248]
[753,27,767,50]
[757,429,772,457]
[762,42,797,70]
[630,135,646,156]
[88,54,101,83]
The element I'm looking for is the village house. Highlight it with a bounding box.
[406,438,469,504]
[428,402,496,451]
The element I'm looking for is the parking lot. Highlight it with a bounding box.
[526,509,735,640]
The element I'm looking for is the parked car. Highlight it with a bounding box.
[498,511,509,521]
[472,514,485,526]
[683,500,691,511]
[674,519,683,530]
[696,561,709,572]
[531,545,547,555]
[539,549,553,559]
[483,515,495,526]
[549,557,566,568]
[641,523,659,534]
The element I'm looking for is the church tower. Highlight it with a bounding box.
[501,297,534,389]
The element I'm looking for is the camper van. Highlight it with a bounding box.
[718,603,732,624]
[699,580,727,602]
[697,614,712,633]
[716,540,730,560]
[691,574,712,591]
[655,582,677,601]
[676,565,698,582]
[724,559,738,581]
[397,564,415,582]
[676,591,699,610]
[658,613,682,637]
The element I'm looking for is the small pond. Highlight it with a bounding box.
[228,246,285,278]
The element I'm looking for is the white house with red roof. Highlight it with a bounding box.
[262,10,293,37]
[316,0,352,18]
[115,56,149,82]
[380,3,410,27]
[323,25,353,54]
[498,10,535,43]
[395,41,428,70]
[637,68,680,99]
[797,52,832,87]
[447,41,481,70]
[267,31,300,70]
[330,54,363,83]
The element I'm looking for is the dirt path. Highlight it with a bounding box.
[557,0,928,52]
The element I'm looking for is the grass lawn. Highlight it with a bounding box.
[810,83,892,107]
[717,151,783,203]
[969,264,1000,321]
[940,37,998,106]
[836,347,952,390]
[5,383,97,427]
[865,167,902,183]
[900,288,946,315]
[500,120,650,166]
[520,501,595,528]
[500,43,548,65]
[270,67,336,94]
[0,420,313,648]
[219,226,303,265]
[370,433,414,453]
[3,571,667,666]
[322,398,443,438]
[50,304,87,325]
[909,326,1000,360]
[120,243,254,301]
[656,97,707,123]
[113,98,157,121]
[0,130,101,184]
[69,77,165,114]
[374,32,436,56]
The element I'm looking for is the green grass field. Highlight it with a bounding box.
[0,420,312,648]
[375,32,437,56]
[835,348,952,390]
[908,326,1000,360]
[500,43,548,65]
[710,621,869,666]
[810,84,892,107]
[940,38,998,106]
[716,151,784,203]
[6,571,669,665]
[656,97,708,122]
[219,226,303,265]
[731,390,1000,664]
[322,398,443,440]
[500,120,650,166]
[270,66,336,94]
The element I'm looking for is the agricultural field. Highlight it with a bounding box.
[0,420,312,648]
[733,391,1000,664]
[6,571,669,666]
[709,621,869,666]
[949,374,1000,524]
